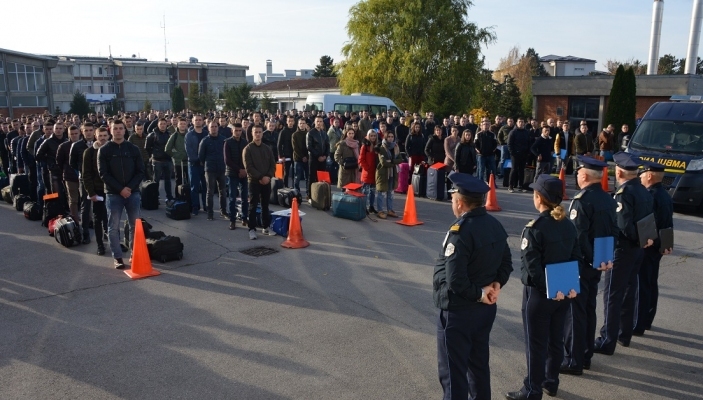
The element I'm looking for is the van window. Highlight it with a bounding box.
[369,105,387,115]
[630,120,703,154]
[334,103,351,113]
[305,102,323,112]
[351,104,367,113]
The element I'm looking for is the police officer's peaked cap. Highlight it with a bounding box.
[575,155,608,171]
[640,160,666,172]
[613,152,642,171]
[448,172,490,195]
[529,174,563,204]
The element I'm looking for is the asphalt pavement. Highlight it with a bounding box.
[0,182,701,400]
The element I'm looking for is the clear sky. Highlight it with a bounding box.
[2,0,699,76]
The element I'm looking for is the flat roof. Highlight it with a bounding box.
[540,54,596,63]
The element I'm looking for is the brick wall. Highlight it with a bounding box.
[536,95,569,122]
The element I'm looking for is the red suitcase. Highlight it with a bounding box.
[394,163,410,194]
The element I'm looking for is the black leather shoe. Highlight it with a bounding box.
[97,245,105,256]
[505,390,529,400]
[559,364,583,375]
[229,221,236,230]
[583,360,591,370]
[593,346,614,356]
[543,387,558,397]
[632,329,645,336]
[618,339,630,347]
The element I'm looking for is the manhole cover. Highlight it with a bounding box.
[240,246,279,257]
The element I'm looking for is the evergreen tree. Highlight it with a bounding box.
[222,84,257,111]
[605,65,637,141]
[187,84,202,113]
[658,54,678,75]
[313,56,337,78]
[68,90,91,118]
[623,67,637,135]
[496,75,522,119]
[259,92,274,112]
[143,99,152,113]
[171,86,185,112]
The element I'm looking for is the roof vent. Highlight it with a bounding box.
[189,57,199,63]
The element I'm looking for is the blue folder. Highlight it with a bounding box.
[545,261,580,299]
[593,236,614,269]
[503,159,512,169]
[560,149,567,159]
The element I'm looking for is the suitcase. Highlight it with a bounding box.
[146,235,184,263]
[13,194,31,212]
[412,173,427,198]
[176,162,192,210]
[310,181,331,210]
[395,163,410,194]
[10,174,30,197]
[332,192,367,221]
[269,177,284,205]
[277,188,302,208]
[23,201,42,220]
[2,186,12,204]
[426,163,446,201]
[140,180,159,210]
[165,201,191,220]
[42,198,65,227]
[48,215,63,236]
[523,166,536,187]
[54,216,82,247]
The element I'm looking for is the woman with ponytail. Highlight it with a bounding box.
[506,174,583,400]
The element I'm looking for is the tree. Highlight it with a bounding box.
[143,99,152,113]
[187,84,202,113]
[171,86,185,112]
[604,65,637,141]
[105,98,119,116]
[313,55,337,78]
[603,58,647,75]
[68,90,91,118]
[339,0,494,112]
[495,46,547,117]
[222,83,258,111]
[469,68,500,116]
[259,92,274,112]
[495,75,522,119]
[676,57,703,74]
[658,54,678,75]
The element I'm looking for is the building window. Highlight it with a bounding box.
[0,61,5,92]
[106,67,114,77]
[58,65,73,75]
[79,65,91,77]
[0,96,7,107]
[568,97,599,121]
[11,95,47,107]
[7,62,46,92]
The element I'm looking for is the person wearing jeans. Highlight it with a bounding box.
[185,115,208,214]
[224,123,249,230]
[97,119,144,269]
[198,121,227,221]
[507,118,530,192]
[146,118,174,202]
[291,119,309,195]
[475,120,498,183]
[243,125,277,239]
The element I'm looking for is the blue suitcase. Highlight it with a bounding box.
[270,215,302,237]
[332,192,366,221]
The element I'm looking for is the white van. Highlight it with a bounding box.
[305,93,401,115]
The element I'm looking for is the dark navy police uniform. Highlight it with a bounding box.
[594,153,653,353]
[635,161,674,333]
[507,175,583,400]
[563,156,618,373]
[434,173,512,400]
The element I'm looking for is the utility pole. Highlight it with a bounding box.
[161,14,168,62]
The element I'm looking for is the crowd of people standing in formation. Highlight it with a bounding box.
[2,108,672,398]
[435,152,674,400]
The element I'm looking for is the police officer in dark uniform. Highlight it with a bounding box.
[434,172,513,400]
[505,175,582,400]
[561,156,618,375]
[634,160,674,335]
[594,152,654,354]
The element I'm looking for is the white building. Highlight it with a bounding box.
[540,55,596,77]
[250,77,339,111]
[249,60,314,85]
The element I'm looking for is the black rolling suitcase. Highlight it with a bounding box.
[140,180,159,210]
[426,163,446,201]
[146,235,184,263]
[269,177,284,205]
[165,201,191,220]
[176,162,192,210]
[23,201,42,220]
[277,188,302,208]
[412,164,427,198]
[10,174,30,197]
[13,194,31,212]
[54,216,82,247]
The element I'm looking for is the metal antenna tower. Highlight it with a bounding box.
[160,14,169,62]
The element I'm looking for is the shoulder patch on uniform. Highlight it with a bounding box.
[449,224,460,232]
[570,209,578,220]
[445,243,455,256]
[616,187,625,195]
[521,238,529,250]
[525,219,535,228]
[574,190,584,200]
[616,202,623,213]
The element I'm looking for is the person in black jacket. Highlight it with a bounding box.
[56,126,82,226]
[306,116,330,197]
[82,126,110,256]
[36,121,67,196]
[69,122,96,242]
[277,116,296,188]
[97,119,145,270]
[424,125,445,165]
[453,130,477,174]
[434,173,512,400]
[634,161,674,335]
[507,118,530,192]
[145,118,174,202]
[199,121,227,221]
[562,156,617,375]
[530,126,555,180]
[505,175,581,400]
[405,122,425,171]
[224,123,249,230]
[395,117,409,154]
[474,120,498,182]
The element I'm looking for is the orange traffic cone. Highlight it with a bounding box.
[124,218,161,280]
[559,168,570,200]
[601,166,611,192]
[397,188,423,226]
[485,174,502,212]
[281,198,309,249]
